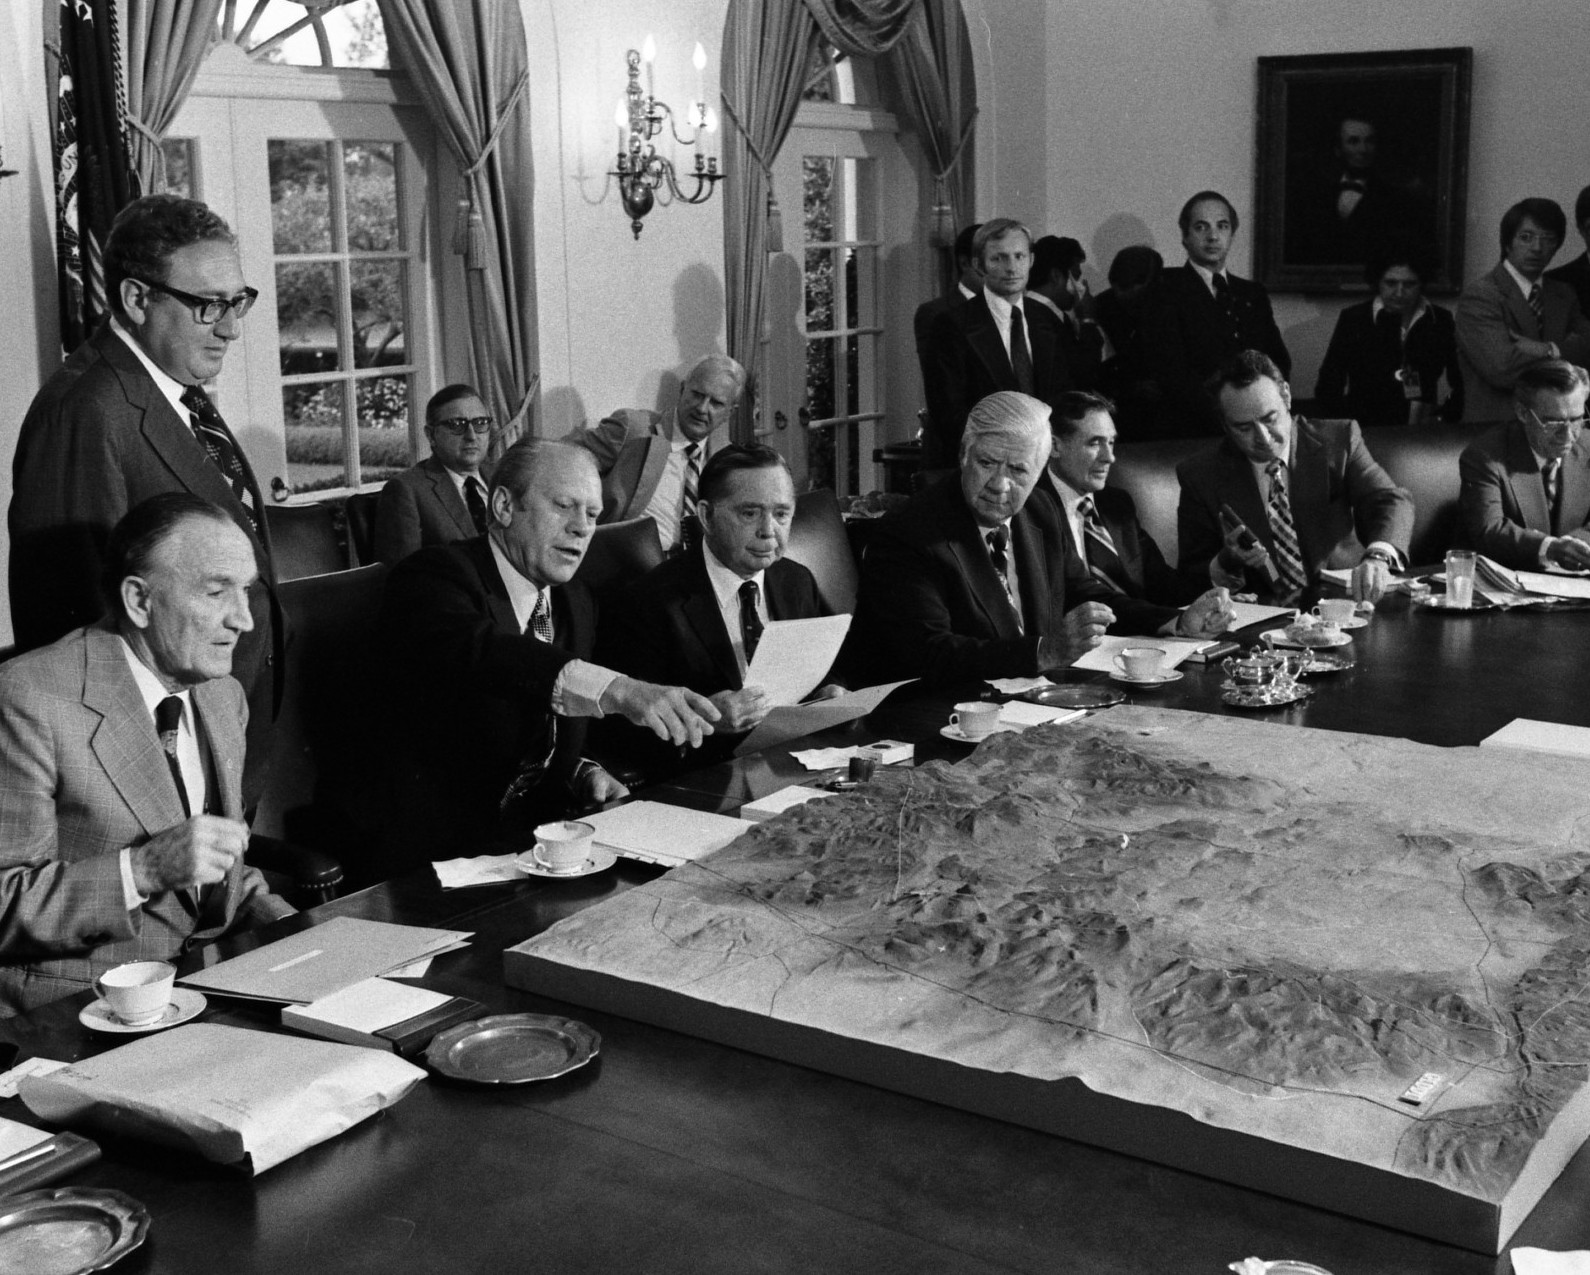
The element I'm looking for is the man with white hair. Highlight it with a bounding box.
[847,392,1231,685]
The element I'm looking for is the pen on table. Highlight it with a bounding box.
[0,1141,58,1173]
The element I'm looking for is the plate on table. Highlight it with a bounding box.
[79,987,206,1034]
[1262,627,1352,649]
[940,724,1005,743]
[1416,594,1498,612]
[1015,684,1125,710]
[0,1187,150,1274]
[1296,650,1355,675]
[1336,615,1370,630]
[514,848,618,880]
[1107,670,1183,687]
[425,1013,601,1084]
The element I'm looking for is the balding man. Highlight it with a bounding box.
[847,392,1231,686]
[568,354,747,552]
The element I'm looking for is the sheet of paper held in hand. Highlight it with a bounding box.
[743,614,852,706]
[583,802,757,869]
[177,916,473,1004]
[735,679,915,757]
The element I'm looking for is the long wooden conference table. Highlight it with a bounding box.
[2,590,1587,1274]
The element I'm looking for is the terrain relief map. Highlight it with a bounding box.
[511,708,1590,1236]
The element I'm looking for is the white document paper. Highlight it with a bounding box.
[287,978,452,1035]
[735,679,914,756]
[1070,635,1211,674]
[0,1115,52,1160]
[1224,600,1297,631]
[1480,719,1590,761]
[584,801,756,868]
[1511,568,1590,600]
[0,1057,69,1101]
[744,614,852,706]
[986,676,1055,694]
[1511,1248,1590,1275]
[997,702,1085,730]
[432,854,522,889]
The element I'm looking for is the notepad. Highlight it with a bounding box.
[282,978,484,1055]
[584,801,755,868]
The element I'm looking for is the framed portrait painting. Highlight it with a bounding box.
[1253,48,1472,295]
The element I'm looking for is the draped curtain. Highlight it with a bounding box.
[885,0,976,244]
[124,0,223,194]
[379,0,538,456]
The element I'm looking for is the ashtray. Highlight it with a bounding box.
[425,1013,601,1084]
[1015,684,1125,709]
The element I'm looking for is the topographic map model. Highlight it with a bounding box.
[509,708,1590,1248]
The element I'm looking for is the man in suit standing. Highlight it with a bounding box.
[379,440,719,865]
[373,383,494,564]
[10,194,280,805]
[1457,198,1590,422]
[1459,359,1590,570]
[848,392,1230,687]
[921,219,1071,468]
[1545,186,1590,316]
[600,445,842,776]
[566,354,746,552]
[913,222,981,394]
[1139,191,1291,437]
[0,495,293,1015]
[1178,350,1413,606]
[1027,236,1105,391]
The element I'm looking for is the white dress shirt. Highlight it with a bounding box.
[111,317,192,419]
[1187,260,1230,297]
[640,410,699,551]
[702,543,769,678]
[983,287,1023,363]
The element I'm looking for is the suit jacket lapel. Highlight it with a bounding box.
[426,459,477,539]
[1010,500,1058,633]
[1504,422,1551,532]
[964,298,1015,389]
[682,548,741,689]
[81,627,188,844]
[1491,264,1540,339]
[469,536,523,635]
[1215,443,1270,551]
[1288,425,1330,565]
[1564,438,1590,532]
[942,492,1021,638]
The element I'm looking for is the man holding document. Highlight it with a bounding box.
[599,445,846,776]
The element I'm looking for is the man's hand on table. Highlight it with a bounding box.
[1176,587,1235,637]
[602,676,720,748]
[1547,535,1590,570]
[132,815,248,895]
[708,686,771,733]
[575,763,629,806]
[1351,555,1392,603]
[1040,601,1114,667]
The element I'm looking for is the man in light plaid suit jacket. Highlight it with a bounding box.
[0,495,293,1015]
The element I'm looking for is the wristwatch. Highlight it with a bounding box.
[1361,548,1397,568]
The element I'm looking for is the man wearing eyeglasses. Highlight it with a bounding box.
[10,194,280,805]
[1459,360,1590,570]
[374,384,495,564]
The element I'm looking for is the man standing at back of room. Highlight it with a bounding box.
[914,221,982,399]
[1546,185,1590,316]
[10,194,280,804]
[374,383,495,564]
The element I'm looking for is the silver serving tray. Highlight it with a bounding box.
[1016,684,1125,710]
[424,1013,601,1084]
[0,1187,149,1275]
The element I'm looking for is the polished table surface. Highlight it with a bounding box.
[2,593,1586,1274]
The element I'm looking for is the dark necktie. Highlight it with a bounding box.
[464,477,488,535]
[1078,496,1127,594]
[1211,272,1241,343]
[1007,304,1035,395]
[180,385,258,533]
[1265,460,1309,603]
[985,525,1021,631]
[1545,459,1563,530]
[155,695,191,818]
[739,580,764,665]
[502,591,558,813]
[1528,282,1544,327]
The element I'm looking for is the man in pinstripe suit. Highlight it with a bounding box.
[0,495,293,1015]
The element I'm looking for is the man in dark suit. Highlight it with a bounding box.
[1457,198,1590,422]
[1027,235,1104,391]
[1545,185,1590,316]
[379,440,719,865]
[600,445,841,776]
[1138,191,1291,438]
[913,222,981,396]
[9,195,281,805]
[1178,351,1413,606]
[1459,359,1590,570]
[921,218,1071,468]
[566,354,746,552]
[0,495,293,1014]
[374,383,494,564]
[848,392,1231,687]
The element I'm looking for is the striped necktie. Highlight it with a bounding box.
[180,385,258,533]
[1528,282,1544,326]
[1265,460,1309,603]
[1078,495,1126,594]
[501,591,558,812]
[985,525,1022,632]
[1545,459,1563,529]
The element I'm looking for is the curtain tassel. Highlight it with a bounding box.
[928,178,954,249]
[452,197,472,256]
[765,190,783,255]
[465,210,487,272]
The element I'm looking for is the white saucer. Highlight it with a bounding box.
[1262,627,1353,649]
[939,724,1004,743]
[1337,615,1369,630]
[80,986,206,1034]
[1107,670,1184,686]
[515,847,619,879]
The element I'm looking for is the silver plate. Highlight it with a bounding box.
[1222,684,1311,709]
[1016,684,1125,709]
[1297,650,1355,675]
[0,1187,150,1275]
[1415,594,1497,612]
[424,1013,601,1084]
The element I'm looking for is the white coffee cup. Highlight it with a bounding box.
[949,701,1000,740]
[96,960,176,1026]
[1113,646,1166,680]
[1313,598,1356,626]
[533,820,596,873]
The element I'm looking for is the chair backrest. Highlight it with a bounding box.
[1106,435,1207,567]
[264,501,347,581]
[574,516,665,593]
[1360,421,1491,565]
[252,563,390,882]
[343,491,380,566]
[786,488,859,614]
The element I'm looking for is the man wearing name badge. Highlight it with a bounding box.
[566,354,746,553]
[1177,350,1414,607]
[0,495,294,1016]
[847,392,1231,687]
[373,383,495,564]
[9,194,281,807]
[599,445,844,776]
[379,439,720,865]
[1457,197,1590,423]
[1458,359,1590,571]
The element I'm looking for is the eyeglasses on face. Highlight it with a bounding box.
[1527,406,1588,436]
[137,278,259,324]
[431,416,494,437]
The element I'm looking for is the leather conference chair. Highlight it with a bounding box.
[1359,420,1490,565]
[573,516,665,594]
[787,488,859,615]
[342,491,380,566]
[263,501,347,580]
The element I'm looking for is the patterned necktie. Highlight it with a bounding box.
[1078,496,1127,594]
[1265,460,1309,603]
[739,579,764,666]
[1545,459,1563,529]
[180,386,258,533]
[985,524,1022,628]
[464,477,489,535]
[1528,282,1544,326]
[682,442,703,509]
[1007,304,1035,395]
[502,591,558,813]
[155,695,191,818]
[1211,272,1241,342]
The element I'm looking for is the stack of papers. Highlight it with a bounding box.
[583,801,756,868]
[1476,555,1590,604]
[735,680,914,756]
[1480,719,1590,761]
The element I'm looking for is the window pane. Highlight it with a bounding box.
[277,262,342,375]
[161,139,195,197]
[803,156,834,242]
[345,143,399,251]
[806,336,836,422]
[843,248,860,331]
[269,140,333,253]
[350,261,406,369]
[358,375,412,482]
[239,0,390,70]
[804,248,835,332]
[283,382,348,492]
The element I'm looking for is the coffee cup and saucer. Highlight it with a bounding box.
[515,820,617,879]
[1107,646,1183,686]
[940,701,1002,743]
[79,960,207,1033]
